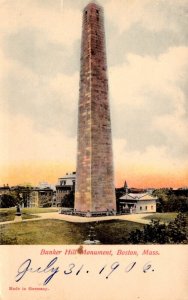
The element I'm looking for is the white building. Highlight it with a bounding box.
[119,193,157,214]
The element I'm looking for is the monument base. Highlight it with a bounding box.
[14,215,22,222]
[15,212,22,216]
[83,239,100,244]
[60,208,116,217]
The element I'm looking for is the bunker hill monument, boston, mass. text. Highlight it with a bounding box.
[74,2,116,216]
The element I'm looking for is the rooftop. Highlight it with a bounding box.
[84,1,102,11]
[120,193,158,201]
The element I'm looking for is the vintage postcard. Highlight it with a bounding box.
[0,0,188,299]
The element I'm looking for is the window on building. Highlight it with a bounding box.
[140,206,142,210]
[96,9,99,21]
[85,11,88,21]
[145,206,147,210]
[151,206,153,210]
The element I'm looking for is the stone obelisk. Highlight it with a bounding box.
[75,2,116,215]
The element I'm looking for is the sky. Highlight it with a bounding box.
[0,0,188,188]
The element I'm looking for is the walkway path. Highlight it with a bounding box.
[0,212,153,225]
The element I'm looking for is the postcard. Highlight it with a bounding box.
[0,0,188,299]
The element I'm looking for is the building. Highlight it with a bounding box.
[56,172,76,207]
[51,191,57,207]
[10,185,32,207]
[119,193,157,214]
[0,184,54,208]
[38,187,53,207]
[28,187,54,207]
[75,2,116,216]
[29,188,40,207]
[0,185,10,196]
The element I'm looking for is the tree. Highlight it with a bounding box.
[128,213,187,244]
[61,191,74,208]
[153,189,188,213]
[167,213,187,243]
[0,194,18,208]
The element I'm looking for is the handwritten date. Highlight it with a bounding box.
[15,257,154,286]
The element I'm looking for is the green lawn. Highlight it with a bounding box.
[143,212,178,223]
[0,219,143,245]
[95,219,143,244]
[22,207,59,214]
[0,207,58,222]
[21,214,39,220]
[0,208,16,222]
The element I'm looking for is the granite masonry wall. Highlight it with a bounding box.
[75,2,116,214]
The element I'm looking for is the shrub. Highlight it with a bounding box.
[128,213,187,244]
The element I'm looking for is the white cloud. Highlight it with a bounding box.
[113,137,188,187]
[0,111,76,166]
[109,46,188,159]
[104,0,188,34]
[0,0,81,46]
[109,47,188,106]
[50,72,79,109]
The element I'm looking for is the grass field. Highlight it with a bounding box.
[0,207,59,222]
[0,219,143,245]
[143,212,178,223]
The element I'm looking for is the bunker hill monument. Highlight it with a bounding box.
[75,2,116,216]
